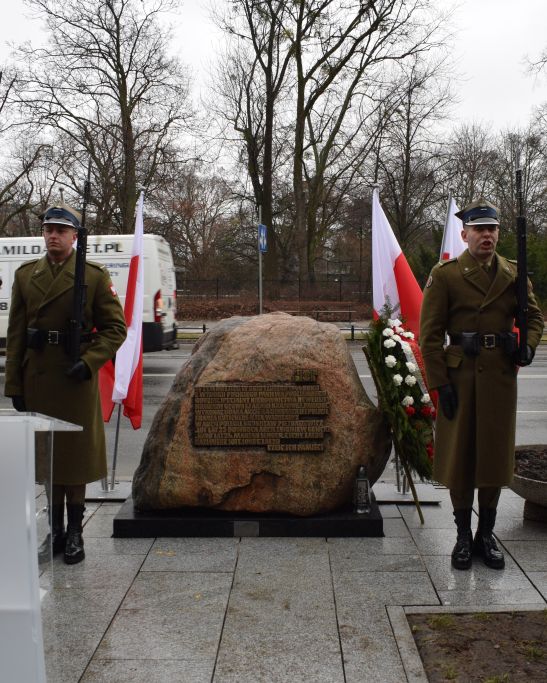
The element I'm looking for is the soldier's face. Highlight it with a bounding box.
[43,224,77,262]
[461,223,499,262]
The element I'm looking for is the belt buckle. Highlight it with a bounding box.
[483,334,496,349]
[47,330,60,345]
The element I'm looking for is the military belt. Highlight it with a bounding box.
[449,332,517,356]
[26,328,96,350]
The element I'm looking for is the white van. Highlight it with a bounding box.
[0,233,178,352]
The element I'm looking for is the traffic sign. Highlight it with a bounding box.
[258,223,267,253]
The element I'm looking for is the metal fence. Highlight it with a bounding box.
[176,277,371,302]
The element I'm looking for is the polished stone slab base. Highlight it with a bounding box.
[86,480,132,502]
[113,496,383,538]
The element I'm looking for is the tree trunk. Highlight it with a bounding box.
[293,9,308,282]
[262,69,279,291]
[120,106,137,232]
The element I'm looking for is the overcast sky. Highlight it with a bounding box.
[1,0,546,132]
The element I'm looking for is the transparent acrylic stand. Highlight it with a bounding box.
[0,411,81,683]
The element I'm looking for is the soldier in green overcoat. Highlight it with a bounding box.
[420,198,543,571]
[4,203,126,564]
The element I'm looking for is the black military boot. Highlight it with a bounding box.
[64,504,85,565]
[451,508,473,570]
[38,504,66,563]
[473,507,505,569]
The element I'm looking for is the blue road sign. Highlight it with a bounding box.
[258,223,267,253]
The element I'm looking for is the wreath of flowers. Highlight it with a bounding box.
[363,312,434,481]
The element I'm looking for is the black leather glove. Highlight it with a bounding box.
[437,384,458,420]
[66,360,92,381]
[11,395,26,412]
[514,345,535,367]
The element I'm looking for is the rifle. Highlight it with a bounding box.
[68,160,92,363]
[515,168,528,363]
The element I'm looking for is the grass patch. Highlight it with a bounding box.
[427,614,454,629]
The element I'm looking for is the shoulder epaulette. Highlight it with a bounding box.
[17,259,39,271]
[438,257,457,267]
[86,260,107,272]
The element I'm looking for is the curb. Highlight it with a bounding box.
[177,327,547,344]
[177,326,370,342]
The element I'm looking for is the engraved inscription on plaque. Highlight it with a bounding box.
[193,370,329,453]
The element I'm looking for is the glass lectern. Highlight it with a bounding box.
[0,412,81,683]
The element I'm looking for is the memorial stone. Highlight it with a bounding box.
[132,313,390,516]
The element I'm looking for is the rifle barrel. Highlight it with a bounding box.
[69,161,92,363]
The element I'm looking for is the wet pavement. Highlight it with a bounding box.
[2,327,545,681]
[38,485,546,682]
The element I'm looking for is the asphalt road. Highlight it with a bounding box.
[1,343,546,481]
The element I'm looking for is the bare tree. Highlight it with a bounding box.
[376,55,454,249]
[148,161,236,279]
[491,128,547,234]
[0,68,53,235]
[17,0,191,231]
[447,123,496,205]
[213,0,448,282]
[212,0,295,282]
[527,43,547,76]
[286,0,445,280]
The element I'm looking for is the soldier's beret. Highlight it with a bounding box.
[455,197,499,226]
[41,203,81,229]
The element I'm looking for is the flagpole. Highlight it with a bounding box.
[440,189,453,261]
[110,404,122,490]
[88,192,143,502]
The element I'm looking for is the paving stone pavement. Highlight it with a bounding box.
[39,486,547,683]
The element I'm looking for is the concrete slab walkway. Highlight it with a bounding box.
[40,486,547,682]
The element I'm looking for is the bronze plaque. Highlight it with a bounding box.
[193,370,329,452]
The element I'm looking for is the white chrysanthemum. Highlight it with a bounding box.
[392,374,403,386]
[382,328,395,337]
[421,393,431,404]
[405,362,417,373]
[401,342,411,353]
[403,331,415,339]
[383,339,396,349]
[388,318,402,328]
[395,326,405,334]
[404,375,417,386]
[402,396,414,407]
[392,334,402,342]
[385,355,397,368]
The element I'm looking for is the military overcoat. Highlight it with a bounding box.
[5,251,127,484]
[420,249,544,490]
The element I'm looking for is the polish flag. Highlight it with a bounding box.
[99,192,144,429]
[372,187,423,339]
[440,195,466,261]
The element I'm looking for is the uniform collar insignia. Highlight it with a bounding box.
[482,254,515,308]
[35,251,76,308]
[458,250,487,291]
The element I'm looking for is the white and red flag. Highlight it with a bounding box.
[440,195,466,261]
[371,187,423,339]
[99,191,144,429]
